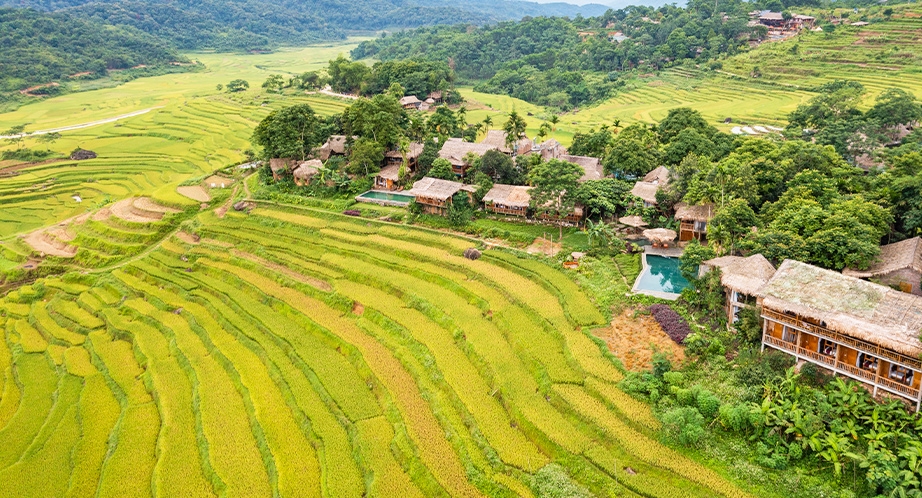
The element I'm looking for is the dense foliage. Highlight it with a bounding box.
[1,0,606,51]
[353,0,768,108]
[0,8,184,91]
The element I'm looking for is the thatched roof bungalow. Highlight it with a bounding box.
[407,176,477,215]
[844,237,922,296]
[384,142,424,170]
[400,96,422,109]
[269,158,295,179]
[702,254,776,323]
[532,138,566,160]
[482,184,531,217]
[481,130,533,156]
[315,135,353,161]
[631,166,670,207]
[438,138,498,176]
[560,154,604,182]
[760,259,922,408]
[374,164,402,191]
[293,159,322,186]
[675,202,715,242]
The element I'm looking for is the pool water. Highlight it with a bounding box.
[634,255,691,294]
[356,190,415,204]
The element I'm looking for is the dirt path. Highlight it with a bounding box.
[0,107,163,139]
[214,186,238,218]
[177,186,211,202]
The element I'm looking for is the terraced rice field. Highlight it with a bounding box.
[0,204,754,497]
[0,45,357,237]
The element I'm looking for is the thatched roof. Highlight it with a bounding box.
[619,215,648,228]
[643,166,670,184]
[384,142,424,160]
[400,96,421,106]
[407,177,476,201]
[560,154,604,182]
[315,135,353,161]
[438,138,497,166]
[427,91,442,100]
[269,158,294,174]
[533,138,566,160]
[482,184,531,208]
[761,260,922,356]
[376,164,401,181]
[293,159,322,180]
[843,237,922,279]
[631,182,661,204]
[674,202,716,222]
[703,254,776,296]
[643,228,677,243]
[481,130,532,155]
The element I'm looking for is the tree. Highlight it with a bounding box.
[866,88,922,130]
[328,55,371,94]
[708,198,759,253]
[663,128,717,164]
[3,124,26,151]
[429,158,455,180]
[226,79,250,92]
[482,115,493,131]
[344,94,408,148]
[262,74,285,93]
[529,159,582,239]
[251,104,322,161]
[36,132,61,149]
[347,137,384,176]
[416,139,441,177]
[429,107,461,137]
[787,80,865,132]
[569,127,613,158]
[479,149,519,184]
[658,107,716,143]
[574,178,633,218]
[216,84,223,91]
[502,111,527,149]
[548,114,560,131]
[447,191,474,227]
[679,239,716,282]
[604,136,658,178]
[473,172,493,203]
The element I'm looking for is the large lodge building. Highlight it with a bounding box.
[756,260,922,410]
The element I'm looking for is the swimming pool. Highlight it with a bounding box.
[355,190,415,206]
[632,254,691,298]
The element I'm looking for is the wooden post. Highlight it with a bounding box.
[874,359,884,397]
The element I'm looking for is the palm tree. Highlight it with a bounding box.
[457,106,468,128]
[585,220,615,248]
[537,122,551,141]
[502,111,527,149]
[548,114,559,131]
[482,115,493,131]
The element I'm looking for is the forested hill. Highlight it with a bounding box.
[0,8,185,92]
[352,0,766,109]
[0,0,609,51]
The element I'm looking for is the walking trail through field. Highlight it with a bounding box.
[0,107,163,139]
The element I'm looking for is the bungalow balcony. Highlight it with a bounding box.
[761,308,922,407]
[486,205,527,217]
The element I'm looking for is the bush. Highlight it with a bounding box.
[649,304,692,344]
[661,406,705,446]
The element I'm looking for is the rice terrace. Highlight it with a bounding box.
[3,0,922,496]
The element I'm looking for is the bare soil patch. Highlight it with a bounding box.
[526,237,561,257]
[110,198,162,223]
[175,231,200,245]
[177,186,211,202]
[134,197,180,214]
[23,230,77,258]
[593,310,685,371]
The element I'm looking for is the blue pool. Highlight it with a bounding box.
[355,190,415,206]
[633,255,691,296]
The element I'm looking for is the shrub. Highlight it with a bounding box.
[695,389,720,419]
[649,304,692,344]
[342,210,361,217]
[661,406,705,446]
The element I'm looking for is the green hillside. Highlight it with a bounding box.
[0,8,186,92]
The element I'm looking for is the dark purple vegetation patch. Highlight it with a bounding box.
[343,210,362,217]
[648,304,691,344]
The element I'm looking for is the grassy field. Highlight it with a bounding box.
[0,203,763,497]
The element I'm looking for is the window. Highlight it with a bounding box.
[694,221,707,232]
[890,365,915,385]
[782,327,796,343]
[857,353,879,372]
[819,339,837,358]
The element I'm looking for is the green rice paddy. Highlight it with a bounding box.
[0,204,759,497]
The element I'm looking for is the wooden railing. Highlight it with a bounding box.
[488,206,526,216]
[762,308,922,371]
[763,334,921,400]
